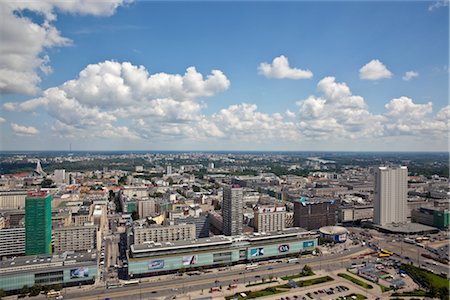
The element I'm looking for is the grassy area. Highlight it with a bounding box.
[400,264,449,299]
[281,271,315,281]
[245,280,277,287]
[391,290,428,297]
[337,294,367,300]
[338,273,373,289]
[378,283,393,292]
[225,287,287,300]
[278,275,334,288]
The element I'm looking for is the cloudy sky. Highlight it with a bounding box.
[0,1,448,151]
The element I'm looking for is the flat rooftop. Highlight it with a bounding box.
[131,235,233,253]
[374,222,439,234]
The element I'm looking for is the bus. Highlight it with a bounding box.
[287,258,299,263]
[378,253,391,258]
[380,249,394,255]
[107,282,122,289]
[245,264,258,270]
[122,279,139,286]
[47,291,61,298]
[404,238,415,244]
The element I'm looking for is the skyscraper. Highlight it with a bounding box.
[25,192,52,255]
[222,185,243,236]
[374,166,407,225]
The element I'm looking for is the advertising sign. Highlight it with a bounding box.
[148,259,165,270]
[303,241,315,248]
[70,267,89,278]
[250,248,264,257]
[182,255,198,266]
[278,244,290,253]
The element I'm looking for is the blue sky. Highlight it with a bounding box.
[0,1,448,151]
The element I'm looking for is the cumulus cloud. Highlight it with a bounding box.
[0,117,5,123]
[11,123,39,136]
[0,0,129,95]
[359,59,393,80]
[258,55,313,79]
[402,71,419,81]
[6,61,230,141]
[428,0,449,11]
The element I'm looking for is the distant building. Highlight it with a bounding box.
[253,206,286,233]
[411,207,449,229]
[0,227,25,258]
[166,165,172,175]
[222,185,243,236]
[53,169,66,184]
[294,199,337,230]
[25,192,52,255]
[138,198,157,219]
[52,225,97,253]
[0,191,27,209]
[174,215,209,238]
[135,166,144,172]
[132,224,196,245]
[374,166,407,225]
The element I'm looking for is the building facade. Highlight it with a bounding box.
[25,192,52,255]
[0,227,25,258]
[138,198,157,219]
[133,224,196,245]
[294,200,337,230]
[53,225,97,253]
[222,185,243,236]
[374,166,407,225]
[411,207,449,229]
[253,206,286,233]
[174,215,209,238]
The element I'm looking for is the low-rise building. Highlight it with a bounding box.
[132,223,196,245]
[52,225,97,253]
[0,227,25,258]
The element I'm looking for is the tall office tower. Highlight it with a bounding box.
[374,166,408,225]
[166,165,172,175]
[25,192,52,255]
[222,185,243,236]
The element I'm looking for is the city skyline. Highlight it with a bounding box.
[0,1,449,151]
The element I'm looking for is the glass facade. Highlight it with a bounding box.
[25,194,52,255]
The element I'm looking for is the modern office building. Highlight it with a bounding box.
[293,199,337,230]
[374,166,408,225]
[0,227,25,258]
[0,251,97,292]
[25,192,52,255]
[222,185,243,236]
[132,224,196,245]
[53,225,97,253]
[166,165,172,175]
[411,207,449,229]
[253,206,286,233]
[53,169,66,184]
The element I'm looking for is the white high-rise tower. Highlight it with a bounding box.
[374,166,408,225]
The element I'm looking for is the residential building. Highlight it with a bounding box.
[25,192,52,255]
[0,227,25,258]
[253,206,286,233]
[132,224,196,245]
[222,185,243,236]
[174,215,209,238]
[138,198,157,219]
[52,225,97,252]
[374,166,408,225]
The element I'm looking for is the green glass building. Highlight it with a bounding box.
[25,192,52,255]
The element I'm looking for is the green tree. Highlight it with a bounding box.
[19,285,29,296]
[41,178,54,188]
[0,289,6,299]
[168,177,174,185]
[179,267,185,275]
[214,203,221,211]
[193,185,200,192]
[438,286,449,300]
[29,284,42,296]
[131,211,139,221]
[302,264,313,276]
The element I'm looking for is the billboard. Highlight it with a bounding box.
[278,244,290,253]
[182,255,198,266]
[70,267,89,279]
[303,241,315,248]
[148,259,165,270]
[250,248,264,257]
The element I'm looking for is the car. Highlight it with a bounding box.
[151,291,157,294]
[255,275,261,278]
[267,267,273,270]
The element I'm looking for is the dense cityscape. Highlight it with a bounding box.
[0,151,448,300]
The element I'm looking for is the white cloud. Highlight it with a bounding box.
[258,55,313,79]
[0,117,5,123]
[428,0,449,11]
[402,71,419,81]
[359,59,393,80]
[0,1,129,95]
[11,123,39,136]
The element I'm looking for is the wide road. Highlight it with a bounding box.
[62,246,370,300]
